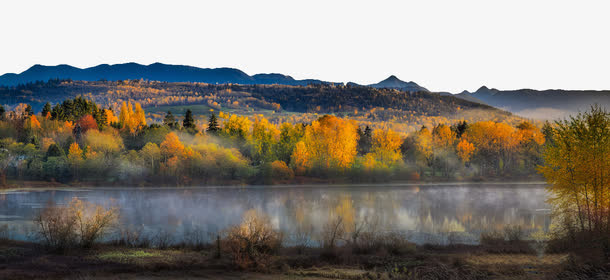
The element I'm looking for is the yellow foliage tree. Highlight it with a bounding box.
[251,115,280,164]
[118,101,146,134]
[67,142,83,163]
[366,128,402,168]
[297,115,359,171]
[291,141,310,175]
[222,113,251,140]
[104,109,118,125]
[539,106,610,237]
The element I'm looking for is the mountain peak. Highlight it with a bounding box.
[476,86,490,92]
[368,75,429,92]
[384,75,400,81]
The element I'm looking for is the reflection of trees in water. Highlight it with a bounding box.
[0,185,550,244]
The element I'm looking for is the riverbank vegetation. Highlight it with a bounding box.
[0,95,548,186]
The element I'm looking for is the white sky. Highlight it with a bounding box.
[1,0,609,93]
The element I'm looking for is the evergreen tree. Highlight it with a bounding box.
[46,144,64,158]
[452,120,469,138]
[357,125,372,155]
[41,102,52,117]
[163,111,178,128]
[25,104,33,116]
[207,112,220,134]
[0,105,4,120]
[182,109,196,132]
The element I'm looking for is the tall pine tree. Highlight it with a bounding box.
[41,102,52,118]
[183,109,196,132]
[207,112,220,134]
[163,111,178,128]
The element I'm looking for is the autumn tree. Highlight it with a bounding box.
[119,101,146,134]
[160,132,184,160]
[250,115,279,164]
[456,139,475,163]
[104,108,118,126]
[432,124,457,177]
[140,142,161,171]
[76,115,99,133]
[413,126,433,175]
[67,142,83,177]
[365,128,402,169]
[134,103,147,127]
[221,113,251,141]
[292,115,358,172]
[26,115,42,132]
[462,121,520,175]
[539,105,610,243]
[515,121,545,172]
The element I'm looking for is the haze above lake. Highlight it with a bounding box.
[0,183,550,245]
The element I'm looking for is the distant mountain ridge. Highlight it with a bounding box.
[455,86,610,119]
[0,63,336,87]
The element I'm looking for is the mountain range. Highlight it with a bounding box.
[0,63,335,87]
[455,86,610,119]
[0,63,608,119]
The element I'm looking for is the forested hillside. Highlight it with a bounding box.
[0,79,520,133]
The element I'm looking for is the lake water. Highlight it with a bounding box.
[0,183,551,245]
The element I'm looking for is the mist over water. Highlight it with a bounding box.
[0,184,550,245]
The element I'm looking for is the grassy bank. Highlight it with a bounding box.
[0,238,580,280]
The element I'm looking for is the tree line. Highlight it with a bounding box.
[0,97,548,185]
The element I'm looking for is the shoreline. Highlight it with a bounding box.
[0,179,548,192]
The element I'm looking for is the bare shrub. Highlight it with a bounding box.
[34,198,119,250]
[382,232,416,255]
[224,209,282,270]
[348,215,416,256]
[320,216,345,249]
[293,224,314,254]
[479,230,504,246]
[114,225,151,248]
[182,226,208,249]
[480,225,535,254]
[0,224,13,241]
[504,225,523,242]
[72,198,119,248]
[481,225,524,245]
[153,229,174,249]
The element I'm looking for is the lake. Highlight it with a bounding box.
[0,183,550,245]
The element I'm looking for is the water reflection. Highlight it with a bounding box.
[0,183,550,245]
